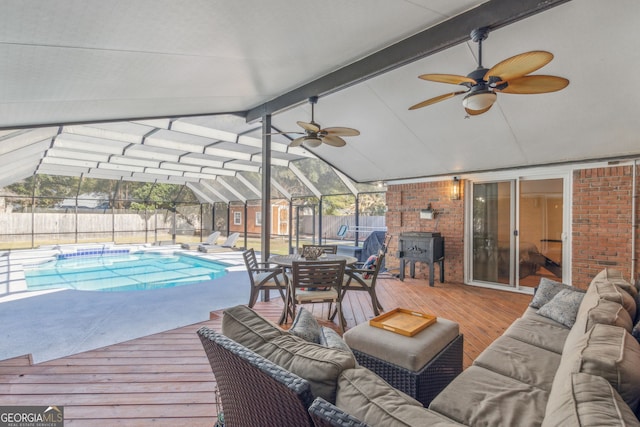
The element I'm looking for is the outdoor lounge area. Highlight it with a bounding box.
[0,273,532,425]
[2,1,640,426]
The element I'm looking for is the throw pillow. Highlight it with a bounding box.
[362,255,377,279]
[319,326,352,352]
[530,277,583,309]
[538,289,585,328]
[289,307,322,344]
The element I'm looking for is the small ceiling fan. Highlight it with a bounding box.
[272,96,359,148]
[409,27,569,115]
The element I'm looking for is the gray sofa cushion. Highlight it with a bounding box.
[221,304,286,353]
[592,268,638,298]
[262,334,356,403]
[543,372,640,427]
[555,323,640,413]
[563,290,633,354]
[589,273,637,320]
[473,335,561,391]
[503,317,569,354]
[336,367,464,426]
[521,306,569,327]
[429,366,549,427]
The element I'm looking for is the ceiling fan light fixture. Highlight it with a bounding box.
[462,90,497,111]
[304,136,322,148]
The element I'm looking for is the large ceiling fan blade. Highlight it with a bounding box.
[297,121,320,133]
[322,135,347,147]
[323,127,360,137]
[409,91,467,110]
[484,51,554,82]
[419,74,477,85]
[289,136,305,147]
[495,75,569,94]
[464,104,493,116]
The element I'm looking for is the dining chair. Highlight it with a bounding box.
[337,252,386,318]
[302,244,338,255]
[288,259,347,331]
[242,248,290,323]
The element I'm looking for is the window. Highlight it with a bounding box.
[233,211,241,225]
[255,211,262,226]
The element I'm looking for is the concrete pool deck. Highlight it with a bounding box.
[0,244,261,363]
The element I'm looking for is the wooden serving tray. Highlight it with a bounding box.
[369,308,437,336]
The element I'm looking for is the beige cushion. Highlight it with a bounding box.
[543,373,640,427]
[564,291,633,354]
[260,334,356,403]
[504,317,570,354]
[522,306,569,327]
[336,367,464,426]
[592,268,638,298]
[584,297,633,332]
[588,274,637,320]
[556,323,640,413]
[473,335,561,391]
[221,304,286,353]
[343,318,459,371]
[429,366,549,427]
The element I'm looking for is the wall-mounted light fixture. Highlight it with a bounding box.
[451,177,461,200]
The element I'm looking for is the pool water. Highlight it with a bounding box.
[24,252,229,292]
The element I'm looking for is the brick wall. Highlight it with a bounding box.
[572,165,637,288]
[385,164,639,288]
[385,180,465,283]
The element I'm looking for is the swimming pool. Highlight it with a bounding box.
[24,252,229,292]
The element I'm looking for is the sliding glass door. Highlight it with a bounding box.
[470,177,565,289]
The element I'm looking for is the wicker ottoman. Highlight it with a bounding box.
[343,317,463,406]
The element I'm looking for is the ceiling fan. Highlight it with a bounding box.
[272,96,359,148]
[409,27,569,115]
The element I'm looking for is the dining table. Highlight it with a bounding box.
[269,253,358,268]
[269,253,358,325]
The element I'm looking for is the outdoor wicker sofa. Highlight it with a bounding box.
[199,268,640,426]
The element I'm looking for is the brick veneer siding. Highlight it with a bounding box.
[385,180,465,283]
[572,165,637,289]
[385,165,639,288]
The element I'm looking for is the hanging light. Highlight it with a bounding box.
[304,136,322,148]
[462,89,497,111]
[451,177,461,200]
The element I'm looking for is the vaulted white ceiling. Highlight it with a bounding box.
[0,0,637,195]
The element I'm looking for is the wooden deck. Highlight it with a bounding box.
[0,275,531,426]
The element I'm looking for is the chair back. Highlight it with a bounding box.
[242,248,259,273]
[197,327,314,426]
[223,232,240,247]
[292,259,346,291]
[205,231,221,245]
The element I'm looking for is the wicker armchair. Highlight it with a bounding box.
[308,397,369,427]
[197,326,315,426]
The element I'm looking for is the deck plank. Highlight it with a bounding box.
[0,277,531,424]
